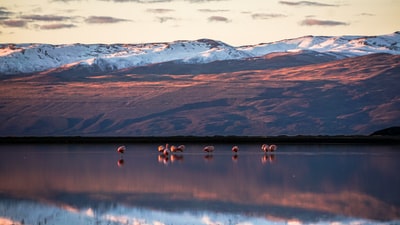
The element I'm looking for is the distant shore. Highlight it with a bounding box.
[0,135,399,144]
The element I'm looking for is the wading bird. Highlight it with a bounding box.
[232,145,239,153]
[203,145,215,153]
[261,144,277,152]
[269,144,277,151]
[171,145,185,152]
[163,148,170,156]
[158,144,169,152]
[261,144,268,152]
[117,145,126,154]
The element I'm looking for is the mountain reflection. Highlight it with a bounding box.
[0,144,399,222]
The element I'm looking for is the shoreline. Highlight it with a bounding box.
[0,135,399,144]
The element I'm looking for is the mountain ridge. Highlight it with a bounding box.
[1,32,399,75]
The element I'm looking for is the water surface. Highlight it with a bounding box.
[0,143,399,225]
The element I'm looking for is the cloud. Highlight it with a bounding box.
[20,15,71,22]
[359,13,375,16]
[0,7,13,16]
[51,0,82,2]
[252,13,286,20]
[85,16,130,24]
[0,19,27,27]
[156,16,176,23]
[146,8,175,13]
[279,1,338,7]
[40,23,76,29]
[208,16,230,23]
[186,0,227,3]
[198,9,229,13]
[99,0,172,3]
[300,18,348,26]
[0,7,13,20]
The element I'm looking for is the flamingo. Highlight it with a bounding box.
[261,144,269,152]
[170,144,185,152]
[158,143,169,152]
[203,145,214,153]
[117,145,126,154]
[261,144,277,152]
[158,145,165,152]
[163,148,170,156]
[232,145,239,153]
[269,144,277,151]
[177,145,185,152]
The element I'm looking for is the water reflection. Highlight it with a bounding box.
[0,143,399,224]
[158,153,185,165]
[261,153,276,164]
[232,154,239,162]
[117,158,125,167]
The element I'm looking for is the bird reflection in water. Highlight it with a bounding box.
[171,154,184,163]
[117,158,125,167]
[203,154,214,162]
[158,154,170,165]
[232,154,238,162]
[261,153,276,164]
[158,153,185,165]
[116,145,126,168]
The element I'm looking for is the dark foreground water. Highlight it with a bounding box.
[0,143,399,225]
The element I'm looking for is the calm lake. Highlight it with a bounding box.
[0,143,399,225]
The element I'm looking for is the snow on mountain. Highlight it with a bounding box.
[0,39,245,75]
[238,31,400,57]
[0,32,399,75]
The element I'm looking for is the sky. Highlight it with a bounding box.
[0,0,399,46]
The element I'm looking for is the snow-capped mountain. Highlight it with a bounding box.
[0,32,399,75]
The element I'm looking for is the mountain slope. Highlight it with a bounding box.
[1,53,399,136]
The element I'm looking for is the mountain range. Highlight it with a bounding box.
[0,32,399,136]
[1,32,400,76]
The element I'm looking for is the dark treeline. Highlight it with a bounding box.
[0,135,399,144]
